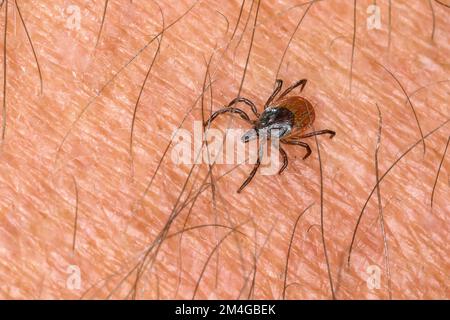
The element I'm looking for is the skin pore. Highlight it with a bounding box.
[0,0,448,299]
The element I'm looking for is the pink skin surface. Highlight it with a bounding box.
[0,0,448,299]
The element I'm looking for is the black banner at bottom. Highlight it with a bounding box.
[0,300,443,318]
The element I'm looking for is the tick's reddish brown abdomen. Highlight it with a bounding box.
[273,96,315,135]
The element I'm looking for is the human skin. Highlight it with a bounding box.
[0,0,448,300]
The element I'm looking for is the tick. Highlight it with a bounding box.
[204,79,336,193]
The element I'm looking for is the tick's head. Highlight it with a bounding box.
[241,107,294,143]
[241,127,258,143]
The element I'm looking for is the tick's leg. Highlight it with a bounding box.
[278,145,288,174]
[237,155,261,193]
[264,79,283,109]
[204,107,251,128]
[278,79,307,99]
[297,129,336,139]
[282,139,312,160]
[227,97,260,117]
